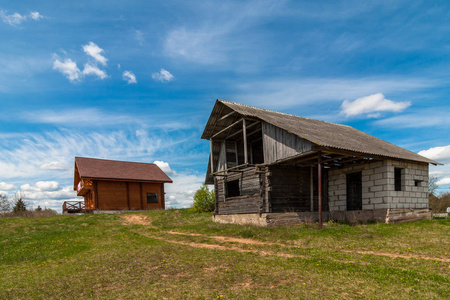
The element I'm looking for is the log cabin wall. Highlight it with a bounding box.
[96,180,165,210]
[215,167,263,214]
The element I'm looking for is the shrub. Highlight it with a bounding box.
[192,184,215,212]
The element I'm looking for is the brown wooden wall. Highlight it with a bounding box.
[92,180,164,210]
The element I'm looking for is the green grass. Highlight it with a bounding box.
[1,210,449,299]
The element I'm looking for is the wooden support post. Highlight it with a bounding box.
[210,140,214,173]
[318,152,322,229]
[160,184,165,210]
[243,119,248,164]
[310,166,314,212]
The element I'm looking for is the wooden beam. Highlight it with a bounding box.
[140,182,143,210]
[126,182,130,210]
[226,120,260,140]
[211,118,243,139]
[243,119,248,164]
[318,152,322,229]
[218,110,236,121]
[210,140,214,174]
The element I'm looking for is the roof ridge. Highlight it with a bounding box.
[217,99,352,129]
[75,156,156,165]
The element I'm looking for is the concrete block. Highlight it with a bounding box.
[375,178,389,186]
[370,173,383,181]
[363,168,374,175]
[371,197,383,204]
[363,192,375,199]
[375,191,389,198]
[370,186,383,192]
[375,203,390,209]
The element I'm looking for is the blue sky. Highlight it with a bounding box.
[0,0,449,211]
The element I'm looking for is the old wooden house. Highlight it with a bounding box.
[202,100,441,225]
[69,157,172,213]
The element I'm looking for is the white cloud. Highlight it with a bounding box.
[164,173,205,208]
[0,182,16,191]
[82,63,107,79]
[40,161,68,170]
[0,10,27,26]
[123,71,137,84]
[152,68,174,83]
[340,93,411,117]
[374,110,450,128]
[22,181,60,192]
[29,12,44,20]
[82,42,108,66]
[0,10,44,26]
[418,145,450,164]
[134,30,144,45]
[153,161,175,175]
[436,178,450,185]
[53,58,81,82]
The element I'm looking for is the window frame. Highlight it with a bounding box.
[146,193,159,204]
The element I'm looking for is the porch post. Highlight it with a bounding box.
[318,151,322,229]
[210,140,214,173]
[243,119,248,164]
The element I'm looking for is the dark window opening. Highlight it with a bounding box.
[226,180,240,197]
[394,168,402,191]
[346,172,362,211]
[414,180,422,187]
[147,193,158,203]
[251,139,264,164]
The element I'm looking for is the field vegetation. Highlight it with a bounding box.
[1,209,449,299]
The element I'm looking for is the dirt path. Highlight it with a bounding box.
[122,215,450,263]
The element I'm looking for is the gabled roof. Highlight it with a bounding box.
[74,157,172,189]
[202,100,440,165]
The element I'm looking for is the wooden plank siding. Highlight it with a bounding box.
[95,180,164,210]
[262,122,313,164]
[216,168,263,214]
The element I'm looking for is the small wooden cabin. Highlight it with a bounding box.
[202,100,441,225]
[71,157,172,212]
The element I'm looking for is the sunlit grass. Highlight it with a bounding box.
[0,210,448,299]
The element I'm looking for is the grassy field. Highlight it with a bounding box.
[0,210,449,299]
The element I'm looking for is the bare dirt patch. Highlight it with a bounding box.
[122,215,152,226]
[166,231,274,246]
[342,249,450,263]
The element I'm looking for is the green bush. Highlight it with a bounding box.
[192,184,215,212]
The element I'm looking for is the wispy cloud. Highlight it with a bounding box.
[340,93,411,118]
[134,29,144,45]
[52,58,81,82]
[123,70,137,84]
[82,63,107,80]
[374,109,450,128]
[232,77,438,110]
[40,161,68,170]
[152,69,174,83]
[0,10,44,26]
[82,42,108,66]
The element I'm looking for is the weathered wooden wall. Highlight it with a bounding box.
[215,168,263,214]
[262,122,313,164]
[96,180,165,210]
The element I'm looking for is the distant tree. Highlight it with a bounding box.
[0,194,11,213]
[428,176,439,196]
[35,205,42,212]
[192,184,215,212]
[12,192,27,213]
[429,192,450,213]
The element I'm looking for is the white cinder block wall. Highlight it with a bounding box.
[328,160,429,211]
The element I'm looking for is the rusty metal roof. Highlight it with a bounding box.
[74,157,173,188]
[202,99,440,165]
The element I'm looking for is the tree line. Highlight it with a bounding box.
[0,192,57,217]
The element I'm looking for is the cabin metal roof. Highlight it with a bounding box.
[74,157,173,189]
[202,99,440,166]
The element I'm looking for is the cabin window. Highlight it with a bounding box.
[147,193,158,203]
[394,168,403,191]
[226,180,240,197]
[414,179,422,187]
